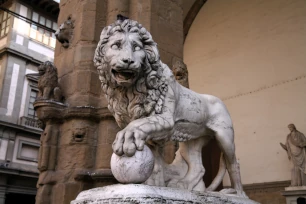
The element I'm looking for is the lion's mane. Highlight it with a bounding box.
[38,61,58,92]
[94,20,168,128]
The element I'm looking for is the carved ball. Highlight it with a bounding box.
[110,145,154,184]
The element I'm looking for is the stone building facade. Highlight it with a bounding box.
[0,0,58,203]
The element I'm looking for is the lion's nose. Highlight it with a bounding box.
[122,58,134,65]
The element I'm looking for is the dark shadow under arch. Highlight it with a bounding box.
[183,0,207,42]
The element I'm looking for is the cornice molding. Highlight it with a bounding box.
[34,100,113,122]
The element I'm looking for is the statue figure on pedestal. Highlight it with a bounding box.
[281,124,306,186]
[94,18,247,197]
[37,61,62,102]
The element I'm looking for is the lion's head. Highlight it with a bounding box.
[172,57,189,88]
[94,19,169,128]
[55,17,74,48]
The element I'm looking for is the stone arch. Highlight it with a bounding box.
[183,0,207,42]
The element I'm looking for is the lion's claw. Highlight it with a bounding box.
[112,126,146,157]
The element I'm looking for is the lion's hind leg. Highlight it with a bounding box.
[166,148,188,188]
[209,123,247,197]
[173,137,209,192]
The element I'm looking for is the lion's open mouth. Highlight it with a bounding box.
[112,69,137,81]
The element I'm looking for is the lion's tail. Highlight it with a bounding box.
[206,152,226,191]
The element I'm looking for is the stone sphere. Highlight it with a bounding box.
[110,145,154,184]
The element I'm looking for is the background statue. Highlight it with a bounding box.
[280,124,306,186]
[171,57,189,88]
[94,19,247,197]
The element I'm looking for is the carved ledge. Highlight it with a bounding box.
[34,100,113,122]
[74,169,114,182]
[241,180,290,194]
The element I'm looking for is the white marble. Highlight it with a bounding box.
[94,19,247,197]
[71,184,259,204]
[111,145,154,184]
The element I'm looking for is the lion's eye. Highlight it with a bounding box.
[111,44,119,50]
[134,45,141,51]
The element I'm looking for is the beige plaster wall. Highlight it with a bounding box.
[184,0,306,185]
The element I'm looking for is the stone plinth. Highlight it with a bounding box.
[71,184,259,204]
[281,186,306,204]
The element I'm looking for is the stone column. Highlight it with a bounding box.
[55,0,107,107]
[107,0,130,24]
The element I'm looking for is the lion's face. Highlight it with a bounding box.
[38,64,46,76]
[172,60,189,88]
[104,31,146,87]
[94,19,167,127]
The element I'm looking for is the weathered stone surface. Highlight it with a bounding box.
[71,184,259,204]
[55,16,74,48]
[95,143,113,169]
[111,145,154,184]
[53,183,82,204]
[37,61,62,102]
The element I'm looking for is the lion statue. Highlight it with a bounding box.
[94,19,247,197]
[55,16,74,48]
[37,61,62,102]
[171,57,189,88]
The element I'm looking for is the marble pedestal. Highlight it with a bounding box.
[281,186,306,204]
[71,184,258,204]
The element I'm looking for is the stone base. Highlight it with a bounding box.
[71,184,259,204]
[281,186,306,204]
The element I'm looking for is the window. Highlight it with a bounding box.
[19,74,41,129]
[0,10,11,37]
[29,12,57,48]
[28,88,38,119]
[17,140,39,162]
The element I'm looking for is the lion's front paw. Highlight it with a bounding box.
[112,127,146,157]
